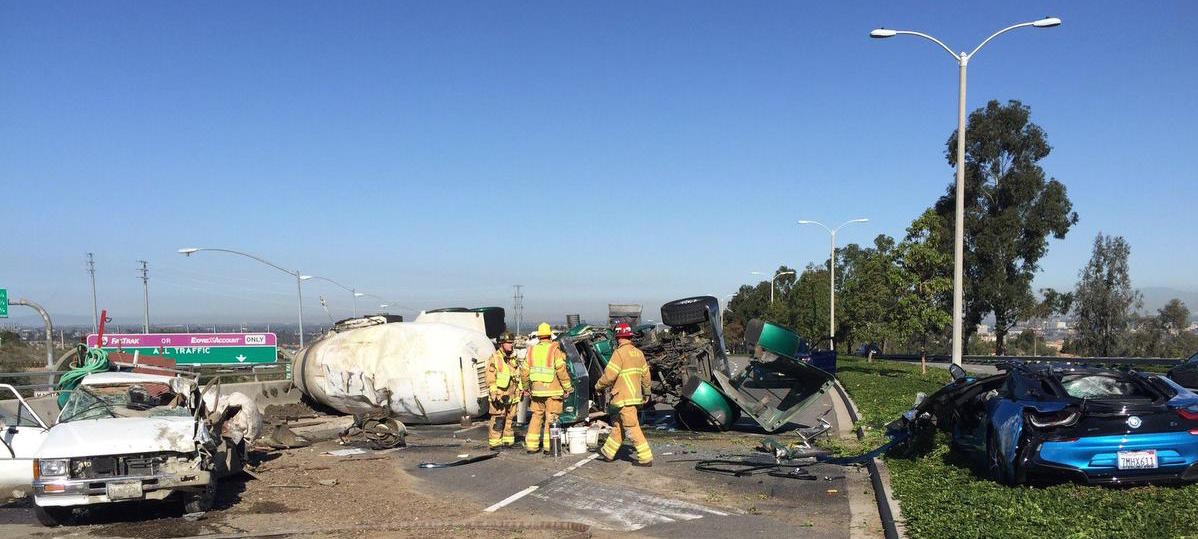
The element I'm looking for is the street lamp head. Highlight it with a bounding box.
[354,292,364,297]
[299,275,313,281]
[1032,17,1061,28]
[177,248,199,256]
[851,218,870,224]
[797,220,813,224]
[869,28,897,39]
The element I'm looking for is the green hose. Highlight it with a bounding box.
[57,345,110,407]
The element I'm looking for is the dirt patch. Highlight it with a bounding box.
[244,500,292,514]
[88,513,211,538]
[264,401,321,421]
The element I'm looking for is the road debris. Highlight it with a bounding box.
[338,412,407,449]
[694,457,819,480]
[417,452,499,469]
[323,448,369,457]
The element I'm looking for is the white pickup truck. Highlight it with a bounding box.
[0,371,248,526]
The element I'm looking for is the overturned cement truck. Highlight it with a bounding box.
[291,308,503,428]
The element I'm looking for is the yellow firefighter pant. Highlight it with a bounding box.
[600,405,652,463]
[488,397,518,448]
[524,397,563,452]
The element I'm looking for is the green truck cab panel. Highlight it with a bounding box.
[713,358,834,432]
[555,325,616,424]
[676,378,740,430]
[676,314,835,432]
[746,319,802,359]
[711,318,836,431]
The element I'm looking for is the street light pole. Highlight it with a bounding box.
[798,218,869,350]
[177,247,311,347]
[869,17,1060,365]
[751,270,796,304]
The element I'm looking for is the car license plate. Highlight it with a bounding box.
[106,480,144,501]
[1117,450,1158,470]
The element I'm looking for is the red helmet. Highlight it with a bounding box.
[614,322,633,339]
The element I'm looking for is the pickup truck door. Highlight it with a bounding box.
[0,384,50,499]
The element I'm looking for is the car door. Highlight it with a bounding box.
[1172,353,1198,389]
[0,384,50,499]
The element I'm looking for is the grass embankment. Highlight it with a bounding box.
[834,356,1198,539]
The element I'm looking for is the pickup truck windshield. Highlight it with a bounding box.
[59,382,191,423]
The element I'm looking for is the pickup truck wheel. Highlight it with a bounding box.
[181,481,217,513]
[34,506,73,527]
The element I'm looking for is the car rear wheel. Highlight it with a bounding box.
[34,506,74,527]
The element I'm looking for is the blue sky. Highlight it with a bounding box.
[2,2,1196,326]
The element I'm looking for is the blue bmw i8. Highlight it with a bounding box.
[892,361,1198,485]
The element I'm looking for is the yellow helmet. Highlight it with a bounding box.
[537,323,552,338]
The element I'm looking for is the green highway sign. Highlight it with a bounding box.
[0,288,7,318]
[86,332,278,366]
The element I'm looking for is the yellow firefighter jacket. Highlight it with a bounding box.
[521,340,572,398]
[485,349,521,400]
[596,340,651,407]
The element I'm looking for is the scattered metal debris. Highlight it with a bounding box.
[323,448,369,457]
[260,421,311,449]
[338,412,406,449]
[417,452,499,469]
[694,458,818,480]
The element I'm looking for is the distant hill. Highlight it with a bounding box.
[1139,287,1198,318]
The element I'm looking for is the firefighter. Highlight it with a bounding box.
[595,322,653,466]
[485,331,521,450]
[521,323,573,454]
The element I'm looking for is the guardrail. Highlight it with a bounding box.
[876,353,1182,367]
[0,361,292,394]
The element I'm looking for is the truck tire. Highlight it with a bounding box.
[34,506,73,527]
[661,296,719,328]
[181,481,217,514]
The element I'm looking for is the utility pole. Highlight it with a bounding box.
[87,253,98,333]
[513,285,524,336]
[138,260,150,333]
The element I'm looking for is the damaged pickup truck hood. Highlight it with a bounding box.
[36,417,196,458]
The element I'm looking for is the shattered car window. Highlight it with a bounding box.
[59,383,190,422]
[1060,374,1148,399]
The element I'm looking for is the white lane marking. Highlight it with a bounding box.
[485,485,539,512]
[528,474,730,531]
[484,454,600,512]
